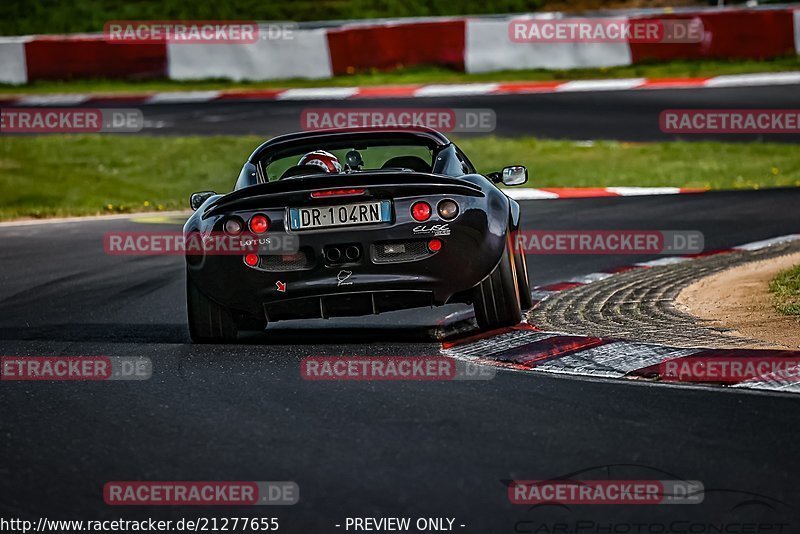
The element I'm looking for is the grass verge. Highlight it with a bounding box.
[0,134,798,220]
[1,57,799,95]
[770,264,800,316]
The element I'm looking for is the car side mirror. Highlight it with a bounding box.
[501,166,528,186]
[190,191,216,211]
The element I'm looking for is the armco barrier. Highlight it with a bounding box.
[26,35,166,80]
[629,9,797,63]
[167,26,332,81]
[0,8,798,84]
[327,20,465,75]
[465,18,633,73]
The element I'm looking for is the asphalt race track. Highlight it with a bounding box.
[2,189,800,531]
[106,85,800,141]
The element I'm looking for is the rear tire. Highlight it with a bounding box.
[472,237,522,330]
[187,270,239,343]
[514,248,533,310]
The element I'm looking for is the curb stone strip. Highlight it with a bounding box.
[0,71,797,106]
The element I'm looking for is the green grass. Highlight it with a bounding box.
[770,264,800,316]
[1,135,799,220]
[2,58,799,94]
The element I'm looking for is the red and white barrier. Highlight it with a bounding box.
[0,38,28,84]
[466,18,633,73]
[168,27,332,81]
[0,8,798,84]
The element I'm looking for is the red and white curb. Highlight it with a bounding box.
[441,234,800,393]
[504,186,705,200]
[529,234,800,302]
[2,71,798,106]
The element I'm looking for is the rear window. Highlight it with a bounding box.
[265,145,432,181]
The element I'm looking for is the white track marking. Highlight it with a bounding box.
[733,234,800,251]
[504,189,560,200]
[606,187,683,196]
[146,91,221,104]
[704,71,800,88]
[17,94,90,105]
[413,83,499,97]
[555,78,646,92]
[276,87,359,100]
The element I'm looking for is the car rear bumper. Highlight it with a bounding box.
[185,183,514,321]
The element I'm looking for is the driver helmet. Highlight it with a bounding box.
[298,150,342,173]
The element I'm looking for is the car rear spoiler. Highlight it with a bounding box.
[204,172,484,218]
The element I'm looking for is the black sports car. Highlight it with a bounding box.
[184,127,531,342]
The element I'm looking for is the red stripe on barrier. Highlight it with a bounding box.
[496,81,563,94]
[629,10,796,63]
[326,20,465,76]
[25,37,166,81]
[638,77,710,89]
[353,85,423,98]
[216,89,284,100]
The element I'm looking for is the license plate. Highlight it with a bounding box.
[289,200,391,230]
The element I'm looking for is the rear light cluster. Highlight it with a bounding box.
[223,217,244,235]
[409,200,459,222]
[223,214,270,235]
[226,214,270,269]
[411,202,431,222]
[249,214,270,234]
[437,200,459,220]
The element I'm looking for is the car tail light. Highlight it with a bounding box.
[411,202,431,222]
[249,214,270,234]
[310,188,366,198]
[244,254,259,267]
[437,199,459,220]
[428,238,443,252]
[223,217,244,235]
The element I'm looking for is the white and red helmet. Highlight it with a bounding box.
[298,150,342,173]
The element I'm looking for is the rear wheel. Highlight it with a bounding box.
[186,269,239,342]
[472,238,522,330]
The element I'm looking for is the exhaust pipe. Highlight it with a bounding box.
[326,247,341,262]
[345,245,361,261]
